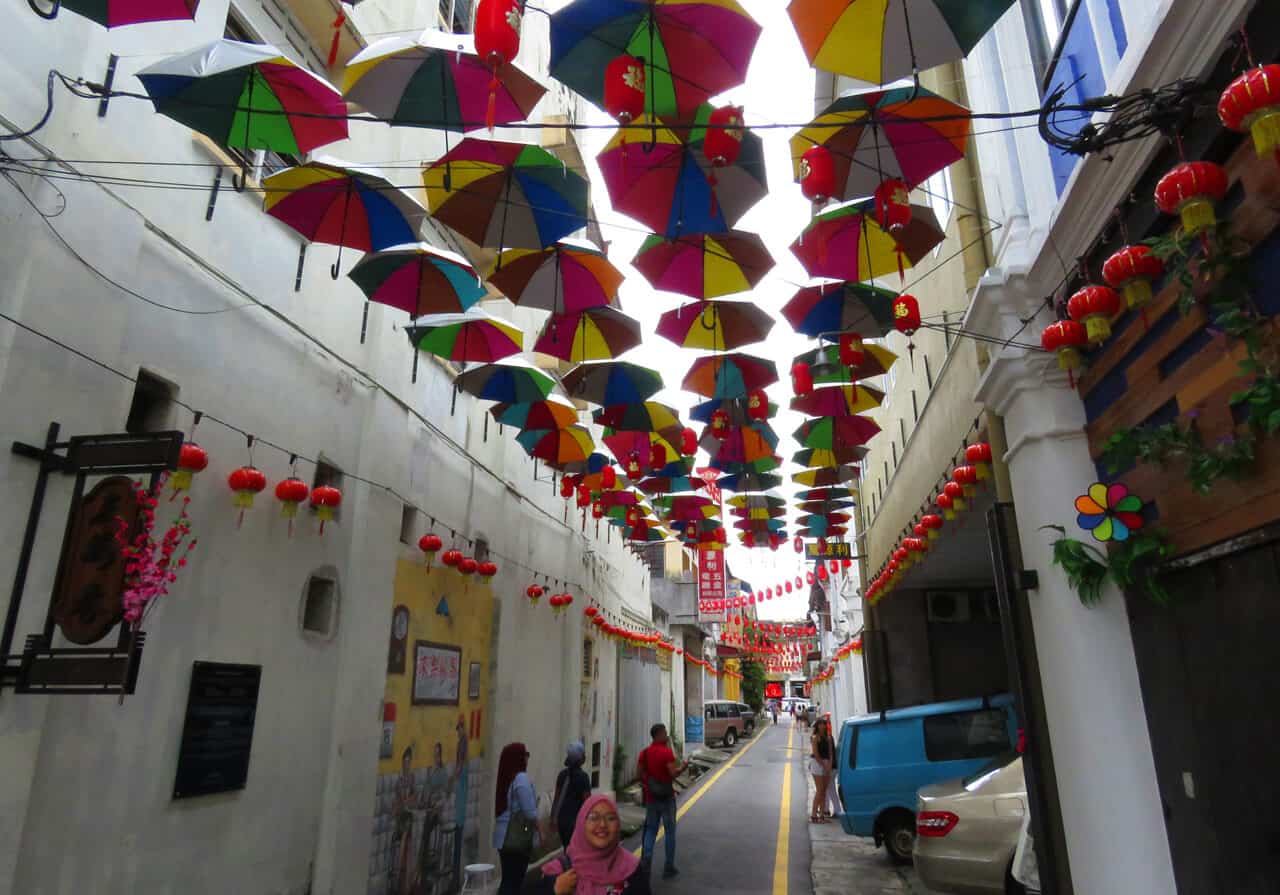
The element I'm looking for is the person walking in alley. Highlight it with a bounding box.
[552,741,593,847]
[494,742,540,895]
[638,723,689,879]
[536,794,652,895]
[809,719,836,823]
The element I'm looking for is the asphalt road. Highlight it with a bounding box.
[623,718,811,894]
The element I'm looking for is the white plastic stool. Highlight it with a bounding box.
[461,863,497,895]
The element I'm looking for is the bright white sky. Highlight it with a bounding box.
[558,0,831,622]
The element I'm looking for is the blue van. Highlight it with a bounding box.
[835,695,1018,863]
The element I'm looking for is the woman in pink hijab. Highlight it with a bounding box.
[537,794,651,895]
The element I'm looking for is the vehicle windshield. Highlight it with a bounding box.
[962,751,1019,790]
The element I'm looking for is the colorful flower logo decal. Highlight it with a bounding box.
[1075,482,1145,542]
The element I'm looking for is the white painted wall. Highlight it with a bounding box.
[0,3,651,893]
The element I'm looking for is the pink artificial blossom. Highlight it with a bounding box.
[114,473,197,626]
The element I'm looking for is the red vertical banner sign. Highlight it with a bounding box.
[698,547,726,620]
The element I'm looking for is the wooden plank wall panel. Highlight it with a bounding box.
[1079,140,1280,555]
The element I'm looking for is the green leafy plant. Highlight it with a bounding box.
[1042,525,1109,604]
[1146,222,1253,320]
[739,657,767,714]
[1101,416,1256,495]
[1042,525,1174,606]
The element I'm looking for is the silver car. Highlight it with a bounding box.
[913,754,1027,894]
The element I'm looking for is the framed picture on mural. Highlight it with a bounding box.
[468,661,481,699]
[412,641,462,706]
[388,605,410,674]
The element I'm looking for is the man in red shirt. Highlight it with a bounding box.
[638,723,688,879]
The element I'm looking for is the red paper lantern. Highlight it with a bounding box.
[943,481,966,513]
[680,427,697,455]
[585,605,597,616]
[953,465,978,497]
[1041,320,1088,385]
[1067,285,1122,344]
[526,585,544,601]
[473,0,522,130]
[458,557,478,576]
[684,520,698,541]
[791,361,813,397]
[418,533,444,566]
[1102,245,1164,313]
[560,476,575,499]
[173,442,209,493]
[800,145,836,205]
[793,534,804,553]
[310,485,342,534]
[785,581,793,593]
[965,443,993,480]
[747,388,769,420]
[921,514,943,539]
[274,477,310,535]
[625,453,642,479]
[604,54,646,124]
[227,465,267,527]
[711,409,731,439]
[1218,64,1280,159]
[1155,161,1228,235]
[626,506,641,527]
[650,443,667,469]
[576,483,592,508]
[936,491,955,520]
[601,465,617,489]
[795,575,804,588]
[817,565,828,581]
[874,178,911,234]
[591,501,604,520]
[913,522,928,539]
[838,332,865,368]
[478,561,498,580]
[892,294,921,336]
[441,549,463,568]
[704,105,744,167]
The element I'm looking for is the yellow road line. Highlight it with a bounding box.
[772,724,794,895]
[631,723,772,855]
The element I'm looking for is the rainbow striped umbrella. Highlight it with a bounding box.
[792,466,860,487]
[792,446,869,468]
[347,243,484,316]
[593,402,684,434]
[550,0,761,121]
[562,361,664,405]
[793,415,881,449]
[632,231,774,300]
[490,396,579,430]
[796,500,854,515]
[534,307,642,362]
[781,281,899,338]
[682,353,778,399]
[797,342,899,383]
[791,384,885,417]
[798,487,857,502]
[790,200,944,282]
[637,475,707,495]
[406,309,523,363]
[517,426,596,464]
[656,300,774,351]
[455,359,556,402]
[488,240,623,313]
[719,471,783,492]
[53,0,198,28]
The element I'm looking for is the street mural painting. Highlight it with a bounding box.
[368,560,494,895]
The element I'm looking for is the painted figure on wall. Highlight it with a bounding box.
[392,746,418,895]
[452,715,469,876]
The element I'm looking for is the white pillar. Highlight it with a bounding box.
[975,272,1176,895]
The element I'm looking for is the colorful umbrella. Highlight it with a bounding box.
[653,494,717,516]
[793,415,881,449]
[406,309,523,363]
[781,281,899,338]
[50,0,199,28]
[799,487,857,502]
[422,138,589,249]
[734,518,786,532]
[798,522,847,539]
[637,475,707,495]
[797,511,851,526]
[490,395,579,429]
[656,300,774,351]
[683,353,778,399]
[517,426,596,464]
[632,230,774,300]
[790,384,885,417]
[787,0,1016,86]
[137,40,347,179]
[487,239,623,313]
[549,0,761,120]
[562,361,664,405]
[347,243,484,315]
[799,342,899,383]
[534,307,642,362]
[796,500,854,515]
[726,494,786,509]
[603,430,681,471]
[790,86,971,200]
[689,396,778,426]
[792,446,869,468]
[792,467,860,487]
[593,402,683,434]
[791,200,944,282]
[454,359,555,402]
[597,108,767,236]
[342,30,545,131]
[710,456,783,477]
[556,451,614,476]
[719,472,783,492]
[700,423,778,463]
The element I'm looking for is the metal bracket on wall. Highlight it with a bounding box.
[97,55,117,118]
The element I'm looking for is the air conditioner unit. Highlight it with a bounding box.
[926,591,971,623]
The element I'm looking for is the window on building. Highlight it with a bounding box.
[924,168,954,235]
[923,709,1010,762]
[126,370,178,434]
[399,504,419,546]
[302,574,338,636]
[473,537,490,563]
[440,0,474,32]
[582,639,593,679]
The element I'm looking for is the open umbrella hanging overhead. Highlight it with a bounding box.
[593,401,683,435]
[534,307,642,362]
[517,425,596,465]
[342,29,545,131]
[782,281,899,339]
[793,415,881,449]
[562,360,664,405]
[37,0,199,27]
[348,243,484,316]
[637,474,707,495]
[791,199,944,282]
[137,40,348,188]
[790,384,886,417]
[797,341,899,382]
[718,471,783,493]
[682,352,778,399]
[798,486,857,502]
[792,466,860,487]
[487,239,623,313]
[656,299,774,351]
[786,0,1017,86]
[632,230,774,300]
[792,445,869,468]
[455,359,556,403]
[491,395,579,430]
[406,309,524,363]
[789,85,971,201]
[422,138,589,249]
[549,0,761,121]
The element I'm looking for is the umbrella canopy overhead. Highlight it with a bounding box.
[792,466,860,487]
[683,352,778,399]
[562,360,664,405]
[549,0,761,120]
[781,281,898,338]
[656,299,774,351]
[793,415,881,448]
[534,307,642,362]
[137,40,348,157]
[347,243,483,316]
[57,0,199,28]
[796,499,854,514]
[787,0,1016,86]
[406,309,524,363]
[792,446,869,468]
[597,108,767,236]
[453,358,556,403]
[632,230,774,300]
[791,199,944,282]
[790,85,971,199]
[798,487,857,502]
[637,475,707,495]
[799,342,899,383]
[517,425,596,464]
[719,471,783,492]
[342,29,545,130]
[593,401,683,434]
[422,138,589,249]
[791,384,885,417]
[490,395,579,429]
[726,494,786,509]
[689,396,778,426]
[488,240,623,313]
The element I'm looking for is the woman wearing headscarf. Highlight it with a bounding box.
[494,742,539,894]
[536,794,651,895]
[552,741,592,847]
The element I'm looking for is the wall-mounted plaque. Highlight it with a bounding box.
[388,605,410,674]
[51,476,138,644]
[173,662,262,799]
[412,641,461,706]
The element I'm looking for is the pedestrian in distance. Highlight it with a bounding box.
[771,702,779,725]
[552,741,593,847]
[536,794,652,895]
[638,723,689,879]
[494,741,540,895]
[809,719,835,823]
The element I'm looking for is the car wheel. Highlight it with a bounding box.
[723,728,737,748]
[880,811,915,864]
